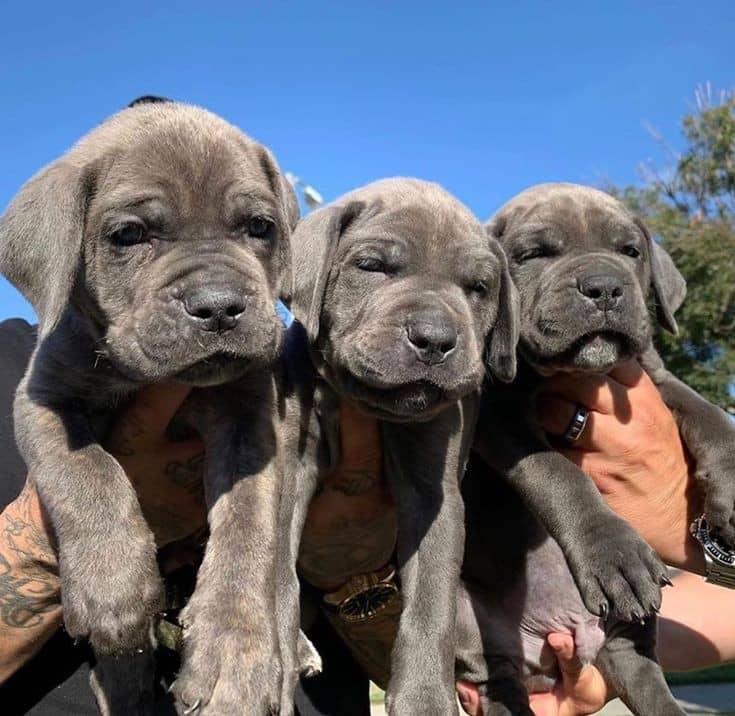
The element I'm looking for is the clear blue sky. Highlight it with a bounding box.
[1,0,733,322]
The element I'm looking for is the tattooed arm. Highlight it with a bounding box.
[298,401,397,590]
[0,481,61,681]
[0,382,206,683]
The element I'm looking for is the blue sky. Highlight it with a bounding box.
[1,0,733,322]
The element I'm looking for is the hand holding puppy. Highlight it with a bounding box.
[535,360,704,574]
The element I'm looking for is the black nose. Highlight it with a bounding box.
[405,312,458,365]
[183,288,246,332]
[578,275,624,311]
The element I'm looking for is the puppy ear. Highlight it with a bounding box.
[292,201,364,343]
[0,160,92,335]
[256,146,295,304]
[486,241,520,382]
[280,175,301,232]
[634,217,686,334]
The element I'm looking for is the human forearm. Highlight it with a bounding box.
[658,570,735,671]
[0,481,62,683]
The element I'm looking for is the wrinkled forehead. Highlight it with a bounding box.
[503,190,642,249]
[94,127,274,208]
[349,195,490,258]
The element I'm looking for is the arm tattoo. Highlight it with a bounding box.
[0,486,60,629]
[330,468,380,496]
[298,510,398,589]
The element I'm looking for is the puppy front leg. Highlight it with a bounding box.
[474,400,668,622]
[174,399,282,716]
[383,401,473,716]
[15,391,162,714]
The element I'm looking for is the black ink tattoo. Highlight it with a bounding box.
[298,510,398,589]
[331,468,380,496]
[0,486,60,629]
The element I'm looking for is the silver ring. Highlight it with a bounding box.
[564,406,589,442]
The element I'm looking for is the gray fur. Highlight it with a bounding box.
[279,178,519,715]
[0,102,297,714]
[458,182,735,713]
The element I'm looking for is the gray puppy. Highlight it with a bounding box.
[277,178,519,715]
[0,102,297,714]
[457,183,735,714]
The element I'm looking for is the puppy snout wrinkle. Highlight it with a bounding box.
[577,274,624,311]
[405,311,457,365]
[183,286,246,332]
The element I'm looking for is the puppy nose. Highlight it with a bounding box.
[183,288,246,332]
[578,275,624,311]
[405,313,457,365]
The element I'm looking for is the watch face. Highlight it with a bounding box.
[698,519,735,566]
[338,583,399,622]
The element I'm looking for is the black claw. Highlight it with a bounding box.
[661,575,674,587]
[600,602,609,619]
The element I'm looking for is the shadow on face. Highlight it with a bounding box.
[489,185,657,375]
[302,181,512,421]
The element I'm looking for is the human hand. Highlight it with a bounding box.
[103,382,206,549]
[534,360,704,573]
[299,399,395,591]
[456,634,610,716]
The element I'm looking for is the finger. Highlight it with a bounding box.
[548,633,584,678]
[540,374,627,416]
[534,394,598,451]
[528,692,558,716]
[116,383,193,440]
[456,681,482,715]
[608,359,645,388]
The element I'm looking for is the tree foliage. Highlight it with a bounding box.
[613,86,735,411]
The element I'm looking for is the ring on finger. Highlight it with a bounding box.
[563,405,589,443]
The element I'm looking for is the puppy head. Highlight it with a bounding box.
[0,102,296,386]
[292,178,518,421]
[486,183,686,375]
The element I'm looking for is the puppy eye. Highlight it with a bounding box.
[469,281,488,296]
[356,257,386,273]
[247,216,273,239]
[621,245,641,259]
[517,246,554,263]
[109,223,145,247]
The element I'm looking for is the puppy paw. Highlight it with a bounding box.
[566,516,668,621]
[297,630,322,678]
[699,462,735,546]
[61,533,163,654]
[175,613,281,715]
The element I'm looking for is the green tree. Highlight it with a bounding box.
[614,85,735,412]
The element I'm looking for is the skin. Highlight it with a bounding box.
[0,383,204,682]
[2,367,734,713]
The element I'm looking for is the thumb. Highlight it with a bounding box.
[548,633,584,678]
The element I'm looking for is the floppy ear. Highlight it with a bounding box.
[280,175,301,232]
[486,240,520,382]
[291,200,364,344]
[0,160,91,336]
[256,146,295,304]
[634,217,686,334]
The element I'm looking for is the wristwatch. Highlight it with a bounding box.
[690,515,735,589]
[322,564,400,622]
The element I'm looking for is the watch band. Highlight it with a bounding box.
[703,554,735,589]
[691,515,735,590]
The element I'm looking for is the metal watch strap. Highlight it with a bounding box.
[704,554,735,589]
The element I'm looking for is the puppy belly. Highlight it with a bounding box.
[459,537,605,691]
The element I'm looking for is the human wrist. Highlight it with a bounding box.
[645,466,705,575]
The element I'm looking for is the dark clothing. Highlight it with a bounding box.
[0,319,368,715]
